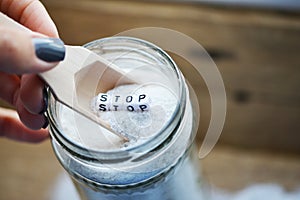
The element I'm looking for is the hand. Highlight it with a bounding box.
[0,0,65,142]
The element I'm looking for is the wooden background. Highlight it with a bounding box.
[0,0,299,199]
[41,0,300,153]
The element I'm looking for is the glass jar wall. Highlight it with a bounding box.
[47,37,205,200]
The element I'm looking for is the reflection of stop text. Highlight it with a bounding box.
[96,93,150,112]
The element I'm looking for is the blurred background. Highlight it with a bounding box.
[0,0,299,199]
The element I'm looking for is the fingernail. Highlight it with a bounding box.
[39,87,48,114]
[42,115,49,129]
[32,38,65,62]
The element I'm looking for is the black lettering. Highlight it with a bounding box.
[113,105,119,111]
[114,95,120,102]
[138,94,146,102]
[100,94,108,102]
[99,104,106,111]
[139,105,147,112]
[126,96,133,103]
[127,105,134,112]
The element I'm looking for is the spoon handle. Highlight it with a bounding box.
[0,12,131,141]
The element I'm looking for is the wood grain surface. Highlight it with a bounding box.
[40,0,300,153]
[0,0,299,199]
[0,139,299,199]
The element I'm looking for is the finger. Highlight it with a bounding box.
[0,107,49,143]
[1,0,58,37]
[20,74,45,114]
[0,71,20,105]
[15,89,46,130]
[0,28,63,74]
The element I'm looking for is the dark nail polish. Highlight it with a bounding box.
[33,38,65,62]
[39,87,48,114]
[42,114,49,129]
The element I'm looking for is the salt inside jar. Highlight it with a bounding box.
[47,37,206,200]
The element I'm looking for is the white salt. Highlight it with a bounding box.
[59,83,178,150]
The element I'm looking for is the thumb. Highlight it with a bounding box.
[0,27,65,74]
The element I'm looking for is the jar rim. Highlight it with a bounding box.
[47,36,187,160]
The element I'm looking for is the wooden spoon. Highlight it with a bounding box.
[0,12,133,140]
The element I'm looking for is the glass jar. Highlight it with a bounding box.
[47,37,205,200]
